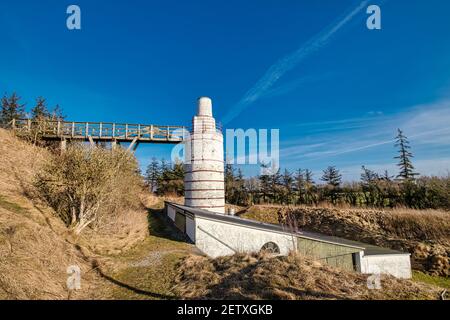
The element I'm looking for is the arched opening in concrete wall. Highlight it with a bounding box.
[260,242,280,254]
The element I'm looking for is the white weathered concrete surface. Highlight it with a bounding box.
[184,97,225,213]
[167,206,176,220]
[195,217,297,258]
[358,253,412,279]
[186,217,196,242]
[166,203,412,279]
[197,97,213,117]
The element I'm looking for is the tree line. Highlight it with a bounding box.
[1,92,64,124]
[0,92,65,145]
[144,157,185,196]
[225,129,449,210]
[146,129,449,210]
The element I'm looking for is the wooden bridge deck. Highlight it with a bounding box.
[10,119,187,144]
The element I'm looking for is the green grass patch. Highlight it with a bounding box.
[413,271,450,289]
[0,195,27,214]
[103,207,196,299]
[109,251,187,300]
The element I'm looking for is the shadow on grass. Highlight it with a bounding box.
[72,244,179,300]
[82,209,191,299]
[147,207,193,243]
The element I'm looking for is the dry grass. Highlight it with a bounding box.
[174,253,442,300]
[0,129,149,299]
[240,204,450,276]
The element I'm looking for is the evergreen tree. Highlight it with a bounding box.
[294,169,305,192]
[381,170,393,182]
[281,169,294,204]
[0,92,26,125]
[224,162,235,202]
[31,97,50,120]
[303,169,316,205]
[270,168,282,203]
[145,157,161,192]
[160,158,169,174]
[157,158,184,196]
[321,166,342,187]
[50,104,65,121]
[394,129,419,180]
[282,169,293,190]
[258,163,271,203]
[235,168,247,205]
[360,166,379,186]
[304,169,314,185]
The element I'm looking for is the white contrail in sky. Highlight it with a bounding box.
[221,0,369,125]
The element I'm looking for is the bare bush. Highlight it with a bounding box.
[34,144,142,234]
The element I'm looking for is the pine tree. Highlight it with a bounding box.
[31,97,50,120]
[294,169,305,192]
[360,166,379,186]
[145,157,160,192]
[0,92,26,125]
[235,168,246,205]
[160,158,169,174]
[259,163,271,203]
[51,104,65,121]
[294,169,306,204]
[281,169,294,204]
[394,129,419,180]
[304,169,314,185]
[224,162,235,202]
[321,166,342,187]
[381,170,393,182]
[282,169,293,190]
[270,168,282,203]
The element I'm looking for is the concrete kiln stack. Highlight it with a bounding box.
[184,97,225,214]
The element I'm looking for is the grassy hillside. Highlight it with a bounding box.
[0,129,106,298]
[0,129,158,299]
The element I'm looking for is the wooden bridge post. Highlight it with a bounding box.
[71,122,75,138]
[57,121,61,136]
[60,138,67,153]
[99,122,103,138]
[127,137,139,152]
[27,119,31,132]
[88,136,95,148]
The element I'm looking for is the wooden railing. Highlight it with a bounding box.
[9,119,187,143]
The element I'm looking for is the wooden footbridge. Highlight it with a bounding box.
[9,119,188,150]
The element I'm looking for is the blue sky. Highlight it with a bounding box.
[1,0,450,181]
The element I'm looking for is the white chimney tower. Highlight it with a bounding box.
[184,97,225,214]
